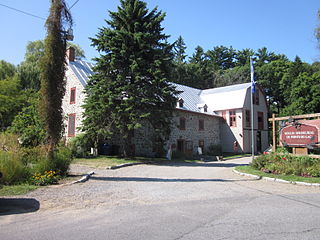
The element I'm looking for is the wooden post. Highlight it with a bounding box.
[272,113,276,153]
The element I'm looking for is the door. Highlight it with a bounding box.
[257,131,262,153]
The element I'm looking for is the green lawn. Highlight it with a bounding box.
[235,165,320,184]
[0,184,39,196]
[72,156,168,168]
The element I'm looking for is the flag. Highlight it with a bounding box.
[250,58,255,93]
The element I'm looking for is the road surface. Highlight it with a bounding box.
[1,157,320,240]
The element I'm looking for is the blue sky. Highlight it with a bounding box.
[0,0,319,65]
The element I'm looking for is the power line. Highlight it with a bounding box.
[69,0,80,10]
[0,3,45,20]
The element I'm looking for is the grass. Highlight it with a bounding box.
[235,165,320,184]
[72,156,168,168]
[223,153,251,160]
[0,184,39,196]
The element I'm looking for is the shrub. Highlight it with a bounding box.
[52,145,73,176]
[252,153,320,178]
[0,132,20,152]
[206,144,222,156]
[68,133,92,158]
[28,145,73,176]
[0,151,29,184]
[8,99,45,147]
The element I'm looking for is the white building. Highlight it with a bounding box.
[62,47,269,155]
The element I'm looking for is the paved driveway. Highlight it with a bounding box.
[1,157,320,240]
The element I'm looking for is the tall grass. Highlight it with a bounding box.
[0,133,73,185]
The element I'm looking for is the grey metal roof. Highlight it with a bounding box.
[171,83,204,113]
[68,60,251,116]
[68,60,94,87]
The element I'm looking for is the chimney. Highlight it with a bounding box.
[66,47,75,62]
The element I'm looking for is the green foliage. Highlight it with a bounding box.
[68,133,92,157]
[0,133,72,185]
[52,145,73,176]
[251,154,320,177]
[40,0,72,151]
[0,60,16,80]
[173,36,187,63]
[0,75,27,130]
[206,144,222,156]
[0,132,20,152]
[0,151,29,185]
[9,96,45,147]
[84,0,178,157]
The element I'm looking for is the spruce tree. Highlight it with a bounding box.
[40,0,72,155]
[83,0,177,157]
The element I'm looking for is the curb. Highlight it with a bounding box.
[232,169,320,187]
[71,171,95,184]
[106,162,152,170]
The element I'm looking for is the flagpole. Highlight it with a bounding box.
[250,58,255,161]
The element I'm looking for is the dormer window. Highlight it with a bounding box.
[178,98,184,108]
[197,104,208,113]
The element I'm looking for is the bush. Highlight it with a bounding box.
[68,133,92,158]
[0,151,29,184]
[0,132,20,152]
[8,99,45,147]
[206,144,222,156]
[52,145,73,176]
[251,153,320,177]
[0,136,73,185]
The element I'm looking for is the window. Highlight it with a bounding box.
[253,90,259,105]
[245,110,251,128]
[179,117,186,130]
[199,119,204,131]
[70,87,76,104]
[178,98,184,108]
[229,110,236,127]
[258,112,264,130]
[68,114,76,137]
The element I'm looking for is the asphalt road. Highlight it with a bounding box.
[1,157,320,240]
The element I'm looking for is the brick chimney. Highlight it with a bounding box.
[66,47,75,62]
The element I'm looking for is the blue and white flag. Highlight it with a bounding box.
[250,58,255,93]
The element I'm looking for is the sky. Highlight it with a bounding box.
[0,0,319,65]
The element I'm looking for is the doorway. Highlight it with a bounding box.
[257,131,262,153]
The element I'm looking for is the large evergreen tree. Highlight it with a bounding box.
[83,0,178,157]
[40,0,72,155]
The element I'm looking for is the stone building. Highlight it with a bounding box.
[62,47,269,156]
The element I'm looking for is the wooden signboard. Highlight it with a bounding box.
[280,124,318,147]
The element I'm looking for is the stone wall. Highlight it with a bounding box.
[132,110,221,156]
[61,66,86,139]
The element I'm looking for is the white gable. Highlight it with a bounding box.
[201,83,251,111]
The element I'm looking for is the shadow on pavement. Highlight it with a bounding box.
[91,176,258,183]
[0,198,40,216]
